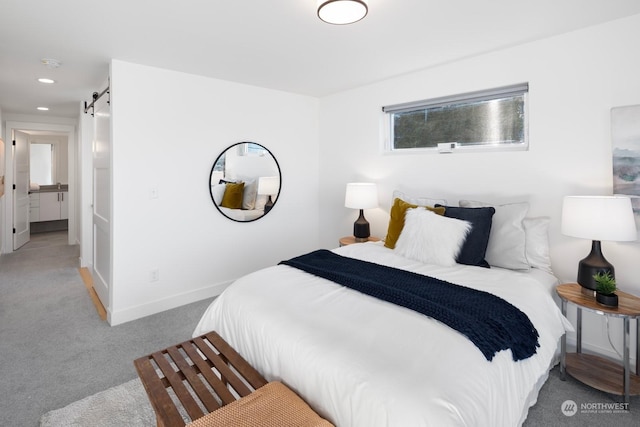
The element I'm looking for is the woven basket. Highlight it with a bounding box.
[186,381,334,427]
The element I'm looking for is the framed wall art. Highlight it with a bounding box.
[611,104,640,234]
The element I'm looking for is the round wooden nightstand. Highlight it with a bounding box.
[339,236,381,247]
[556,283,640,403]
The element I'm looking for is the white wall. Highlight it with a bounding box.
[318,15,640,361]
[0,107,4,254]
[109,60,320,325]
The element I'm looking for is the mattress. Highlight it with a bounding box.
[218,206,264,221]
[194,242,572,426]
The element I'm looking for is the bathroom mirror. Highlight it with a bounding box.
[209,142,281,222]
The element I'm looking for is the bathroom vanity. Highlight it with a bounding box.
[29,184,69,231]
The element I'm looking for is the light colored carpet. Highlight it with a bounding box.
[1,231,215,426]
[40,365,640,427]
[39,379,155,427]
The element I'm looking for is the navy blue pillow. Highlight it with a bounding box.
[435,205,495,268]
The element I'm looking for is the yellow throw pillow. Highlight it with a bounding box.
[220,182,245,209]
[384,198,446,249]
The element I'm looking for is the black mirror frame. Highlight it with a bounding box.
[209,142,282,223]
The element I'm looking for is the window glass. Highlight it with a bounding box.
[384,83,528,152]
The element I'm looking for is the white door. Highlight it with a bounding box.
[13,130,30,250]
[92,95,111,311]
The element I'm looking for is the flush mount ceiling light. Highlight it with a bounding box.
[37,106,50,111]
[318,0,368,25]
[37,78,55,84]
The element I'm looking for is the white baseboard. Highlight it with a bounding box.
[108,281,232,326]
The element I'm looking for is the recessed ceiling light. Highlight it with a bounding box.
[37,107,49,111]
[41,58,61,68]
[38,78,55,84]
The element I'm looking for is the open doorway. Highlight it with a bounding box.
[26,132,70,237]
[3,121,76,255]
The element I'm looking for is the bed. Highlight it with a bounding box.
[193,195,572,426]
[211,181,268,222]
[217,205,264,221]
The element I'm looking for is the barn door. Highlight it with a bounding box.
[92,93,111,311]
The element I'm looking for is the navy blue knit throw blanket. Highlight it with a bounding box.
[280,250,539,361]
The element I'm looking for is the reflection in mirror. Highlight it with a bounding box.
[209,142,281,222]
[30,143,54,185]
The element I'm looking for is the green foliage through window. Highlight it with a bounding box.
[384,84,528,152]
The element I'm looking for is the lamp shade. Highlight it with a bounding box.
[257,176,280,196]
[318,0,368,25]
[345,183,378,209]
[561,196,637,242]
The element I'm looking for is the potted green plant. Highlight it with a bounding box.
[593,271,618,307]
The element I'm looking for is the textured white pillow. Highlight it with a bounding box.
[241,179,258,210]
[211,184,226,205]
[392,190,446,208]
[523,217,552,273]
[395,207,471,267]
[459,200,530,270]
[254,194,268,211]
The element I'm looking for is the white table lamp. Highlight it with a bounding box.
[258,176,280,214]
[561,195,637,294]
[345,183,378,242]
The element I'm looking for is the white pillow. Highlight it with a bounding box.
[459,200,530,270]
[211,184,226,206]
[392,190,446,208]
[242,179,258,210]
[395,207,471,267]
[254,194,268,211]
[523,217,552,273]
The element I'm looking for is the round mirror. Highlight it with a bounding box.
[209,142,281,222]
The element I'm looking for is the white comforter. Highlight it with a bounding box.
[193,242,571,427]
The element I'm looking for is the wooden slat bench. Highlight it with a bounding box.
[134,331,333,427]
[134,331,268,426]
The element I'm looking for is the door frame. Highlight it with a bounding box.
[3,121,76,254]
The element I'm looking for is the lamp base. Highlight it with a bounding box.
[264,195,274,214]
[577,240,614,295]
[581,287,596,297]
[353,209,370,241]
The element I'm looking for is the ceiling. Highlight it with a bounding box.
[1,1,639,119]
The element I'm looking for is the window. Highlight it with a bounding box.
[246,142,267,156]
[383,83,528,153]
